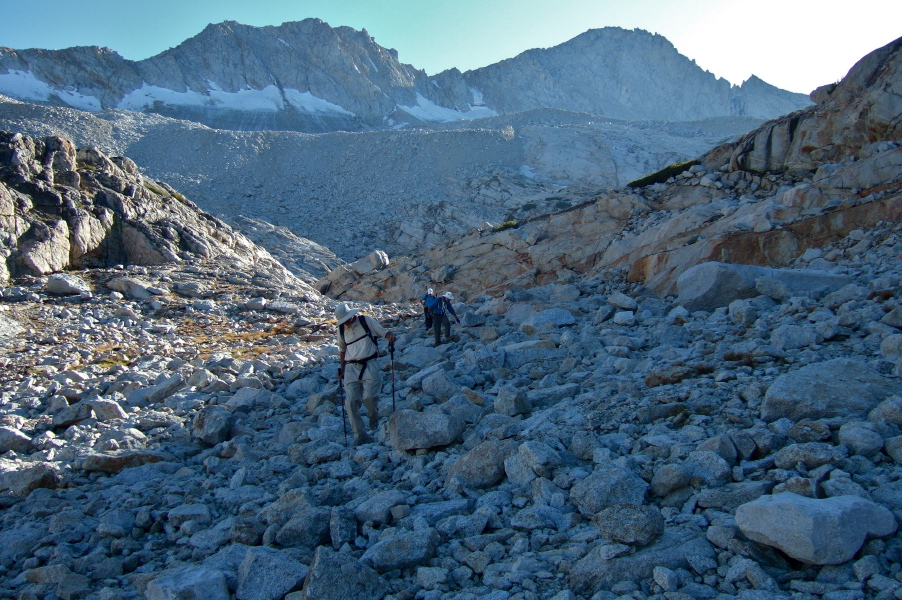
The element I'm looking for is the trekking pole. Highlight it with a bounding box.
[338,367,347,446]
[389,341,396,413]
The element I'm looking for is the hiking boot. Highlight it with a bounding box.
[369,416,379,431]
[354,433,373,445]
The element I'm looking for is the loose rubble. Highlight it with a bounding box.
[2,207,902,600]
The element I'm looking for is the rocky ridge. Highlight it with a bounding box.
[431,28,809,123]
[0,22,811,133]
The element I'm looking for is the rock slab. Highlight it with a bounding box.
[761,359,898,422]
[735,493,898,564]
[301,545,387,600]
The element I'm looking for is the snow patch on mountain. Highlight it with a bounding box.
[397,92,498,123]
[0,70,101,111]
[284,90,356,115]
[118,83,356,115]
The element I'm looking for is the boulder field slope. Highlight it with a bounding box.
[2,139,902,598]
[0,93,767,263]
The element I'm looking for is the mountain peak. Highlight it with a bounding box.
[0,22,812,132]
[433,26,811,121]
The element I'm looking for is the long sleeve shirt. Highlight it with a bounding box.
[432,297,457,318]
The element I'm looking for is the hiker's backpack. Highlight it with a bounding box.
[340,315,378,346]
[431,297,448,316]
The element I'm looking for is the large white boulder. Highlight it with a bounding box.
[736,493,897,565]
[761,358,898,422]
[677,262,853,312]
[349,250,389,275]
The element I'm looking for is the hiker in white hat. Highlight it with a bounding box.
[430,291,460,346]
[335,303,397,445]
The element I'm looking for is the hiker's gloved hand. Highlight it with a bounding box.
[456,318,461,324]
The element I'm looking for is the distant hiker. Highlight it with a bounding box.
[336,303,397,445]
[431,291,460,346]
[420,287,436,331]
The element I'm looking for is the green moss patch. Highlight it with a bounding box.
[627,159,700,188]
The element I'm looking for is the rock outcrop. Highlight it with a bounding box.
[0,130,312,293]
[229,216,343,284]
[705,36,902,173]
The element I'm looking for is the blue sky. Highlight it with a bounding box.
[0,0,899,94]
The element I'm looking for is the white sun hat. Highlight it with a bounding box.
[335,303,360,326]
